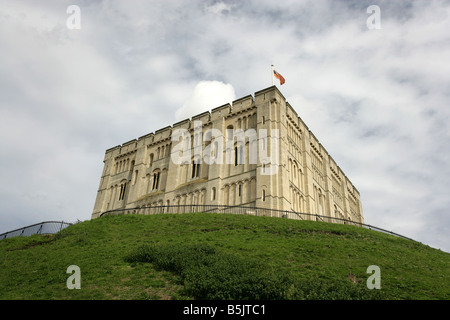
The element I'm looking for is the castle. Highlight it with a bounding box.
[91,86,364,224]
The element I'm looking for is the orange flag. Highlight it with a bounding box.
[273,69,285,85]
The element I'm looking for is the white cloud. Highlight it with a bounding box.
[204,2,233,15]
[175,81,236,121]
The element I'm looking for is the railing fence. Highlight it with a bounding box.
[1,205,415,242]
[0,221,73,240]
[99,204,416,242]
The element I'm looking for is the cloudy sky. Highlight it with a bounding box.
[1,0,449,253]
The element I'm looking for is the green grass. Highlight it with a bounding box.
[0,213,449,300]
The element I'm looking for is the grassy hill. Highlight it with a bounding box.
[0,213,449,300]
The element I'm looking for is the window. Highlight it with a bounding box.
[191,159,200,178]
[119,182,127,200]
[239,145,244,165]
[152,172,160,190]
[227,125,234,141]
[234,144,244,166]
[149,153,154,166]
[211,187,216,201]
[262,189,266,202]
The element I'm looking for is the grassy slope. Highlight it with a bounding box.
[0,213,449,300]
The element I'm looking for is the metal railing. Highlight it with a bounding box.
[99,204,416,241]
[0,221,73,240]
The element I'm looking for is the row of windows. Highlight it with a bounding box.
[313,185,325,216]
[158,114,257,163]
[174,189,207,207]
[101,181,129,211]
[129,187,358,223]
[287,138,302,165]
[147,126,263,169]
[332,186,344,209]
[148,143,171,167]
[222,178,257,205]
[311,152,325,188]
[235,112,257,130]
[209,141,256,166]
[143,169,166,194]
[144,161,225,195]
[114,158,135,174]
[287,122,302,148]
[138,177,258,206]
[334,205,346,221]
[348,191,360,215]
[139,189,209,209]
[290,186,305,213]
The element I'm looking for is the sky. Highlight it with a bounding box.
[0,0,449,253]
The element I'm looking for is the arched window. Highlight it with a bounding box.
[149,153,154,167]
[293,162,297,179]
[152,170,160,190]
[239,145,244,165]
[119,181,127,200]
[226,125,234,141]
[191,158,200,178]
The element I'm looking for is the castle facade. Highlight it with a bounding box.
[91,86,364,224]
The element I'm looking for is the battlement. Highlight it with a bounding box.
[106,86,283,154]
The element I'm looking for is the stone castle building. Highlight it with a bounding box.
[91,86,364,224]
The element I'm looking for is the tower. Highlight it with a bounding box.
[92,86,364,225]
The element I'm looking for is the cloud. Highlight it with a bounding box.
[175,81,236,121]
[204,1,233,15]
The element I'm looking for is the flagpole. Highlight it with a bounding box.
[271,64,274,86]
